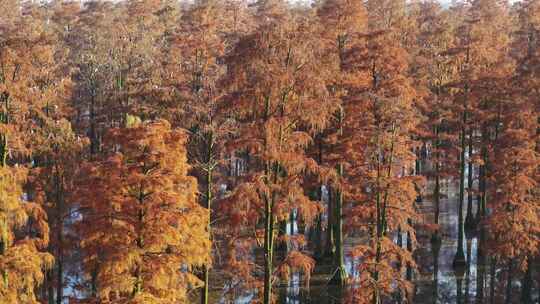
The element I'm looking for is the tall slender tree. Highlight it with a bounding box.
[164,2,237,302]
[317,0,368,286]
[411,1,459,243]
[345,28,422,304]
[445,0,513,268]
[219,2,333,301]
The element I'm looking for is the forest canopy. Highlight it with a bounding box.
[0,0,538,303]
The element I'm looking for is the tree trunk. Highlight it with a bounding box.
[520,258,532,304]
[330,163,347,286]
[56,247,63,304]
[476,126,488,223]
[465,129,475,231]
[505,259,514,304]
[455,49,469,269]
[476,229,486,304]
[489,258,496,304]
[406,219,413,281]
[330,108,346,286]
[313,136,324,259]
[372,162,382,304]
[325,186,335,258]
[263,195,274,304]
[432,238,441,304]
[201,154,212,304]
[453,127,467,269]
[0,102,8,288]
[313,185,323,260]
[91,265,98,298]
[464,238,472,304]
[432,128,441,244]
[55,172,64,304]
[47,270,54,304]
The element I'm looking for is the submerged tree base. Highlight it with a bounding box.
[328,266,347,286]
[453,250,467,270]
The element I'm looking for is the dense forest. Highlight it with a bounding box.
[0,0,539,303]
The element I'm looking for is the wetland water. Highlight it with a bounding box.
[210,181,538,303]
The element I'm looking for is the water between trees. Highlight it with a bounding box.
[209,181,537,303]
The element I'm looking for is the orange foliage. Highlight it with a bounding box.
[76,120,210,303]
[0,166,54,303]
